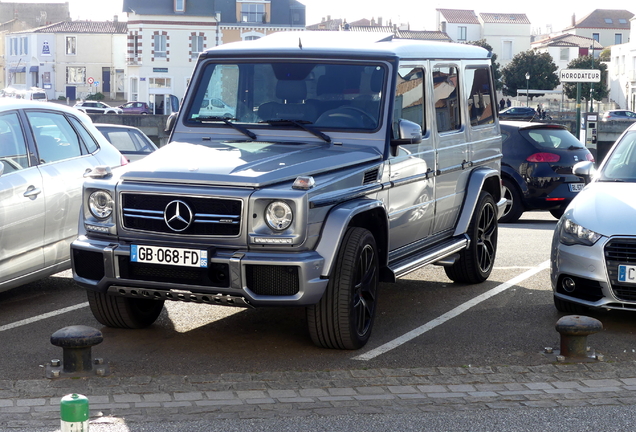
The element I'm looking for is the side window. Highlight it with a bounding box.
[433,66,461,133]
[465,66,495,127]
[27,111,82,163]
[69,117,99,153]
[0,112,29,173]
[394,67,425,137]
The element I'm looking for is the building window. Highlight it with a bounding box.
[175,0,185,12]
[244,35,260,41]
[560,48,569,61]
[130,77,139,101]
[604,18,613,24]
[10,37,18,55]
[149,77,171,88]
[66,66,86,84]
[502,40,513,60]
[241,3,265,23]
[458,26,467,41]
[154,34,167,58]
[592,33,600,42]
[66,36,76,55]
[20,37,28,55]
[615,34,623,45]
[133,34,140,57]
[191,35,204,59]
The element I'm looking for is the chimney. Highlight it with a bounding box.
[327,15,331,22]
[441,21,447,33]
[378,16,382,26]
[571,13,576,27]
[113,15,118,22]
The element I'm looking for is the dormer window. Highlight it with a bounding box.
[604,18,613,24]
[175,0,185,13]
[241,1,266,23]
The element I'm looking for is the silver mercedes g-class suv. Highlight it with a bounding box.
[72,32,505,349]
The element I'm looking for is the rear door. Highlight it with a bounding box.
[26,110,101,268]
[0,110,45,289]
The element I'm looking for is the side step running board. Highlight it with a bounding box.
[385,236,469,281]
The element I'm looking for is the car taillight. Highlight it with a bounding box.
[526,153,560,163]
[586,153,595,162]
[120,154,129,166]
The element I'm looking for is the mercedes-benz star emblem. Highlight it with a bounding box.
[164,200,193,232]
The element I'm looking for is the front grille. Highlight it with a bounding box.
[118,257,230,288]
[245,265,299,296]
[121,193,242,236]
[605,238,636,302]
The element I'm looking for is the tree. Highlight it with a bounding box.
[466,39,502,90]
[562,56,609,102]
[599,48,611,62]
[501,50,559,101]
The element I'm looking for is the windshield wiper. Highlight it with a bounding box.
[192,116,257,140]
[260,119,331,143]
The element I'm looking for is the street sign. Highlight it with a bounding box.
[87,77,94,84]
[560,69,601,83]
[94,81,100,86]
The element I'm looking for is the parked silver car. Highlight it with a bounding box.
[551,122,636,313]
[0,99,126,293]
[95,123,158,162]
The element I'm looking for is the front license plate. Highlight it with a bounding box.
[131,245,208,268]
[618,265,636,283]
[569,183,584,192]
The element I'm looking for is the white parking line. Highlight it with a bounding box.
[0,302,89,333]
[352,260,550,361]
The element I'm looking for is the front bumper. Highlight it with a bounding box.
[551,235,636,311]
[71,236,328,307]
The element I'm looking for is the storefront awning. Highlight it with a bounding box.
[29,66,39,72]
[9,66,26,73]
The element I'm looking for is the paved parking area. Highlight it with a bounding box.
[4,362,636,428]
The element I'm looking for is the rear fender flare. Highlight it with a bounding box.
[453,168,502,236]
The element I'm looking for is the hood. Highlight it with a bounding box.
[119,141,382,187]
[568,182,636,237]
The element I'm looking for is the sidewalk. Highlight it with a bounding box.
[3,361,636,428]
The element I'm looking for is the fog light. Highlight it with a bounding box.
[562,277,576,293]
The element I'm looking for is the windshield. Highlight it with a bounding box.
[185,61,386,131]
[600,131,636,182]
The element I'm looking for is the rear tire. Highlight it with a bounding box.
[499,179,524,223]
[307,227,379,349]
[87,290,164,329]
[445,191,498,284]
[553,295,588,315]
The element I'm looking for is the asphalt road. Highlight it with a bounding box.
[3,211,636,383]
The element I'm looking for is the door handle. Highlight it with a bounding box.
[24,186,42,198]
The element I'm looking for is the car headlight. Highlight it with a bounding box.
[265,201,293,231]
[89,190,114,219]
[559,217,601,246]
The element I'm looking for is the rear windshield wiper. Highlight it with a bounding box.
[567,145,586,150]
[260,119,331,143]
[191,116,256,140]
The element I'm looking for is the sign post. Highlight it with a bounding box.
[560,69,600,139]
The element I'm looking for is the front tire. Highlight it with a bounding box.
[445,191,498,284]
[87,290,164,329]
[307,227,379,349]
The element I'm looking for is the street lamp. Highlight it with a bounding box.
[589,44,595,112]
[525,72,530,106]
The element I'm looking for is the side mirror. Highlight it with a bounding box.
[573,160,596,183]
[391,119,422,146]
[165,112,178,133]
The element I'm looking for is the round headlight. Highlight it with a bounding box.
[265,201,293,231]
[89,190,113,219]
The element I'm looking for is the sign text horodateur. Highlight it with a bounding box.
[559,69,601,83]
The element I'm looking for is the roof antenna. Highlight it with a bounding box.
[299,37,303,49]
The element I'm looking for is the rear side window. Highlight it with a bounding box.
[69,117,99,153]
[465,66,495,127]
[520,128,583,150]
[27,111,83,163]
[433,66,461,133]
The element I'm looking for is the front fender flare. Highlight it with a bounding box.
[315,198,387,278]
